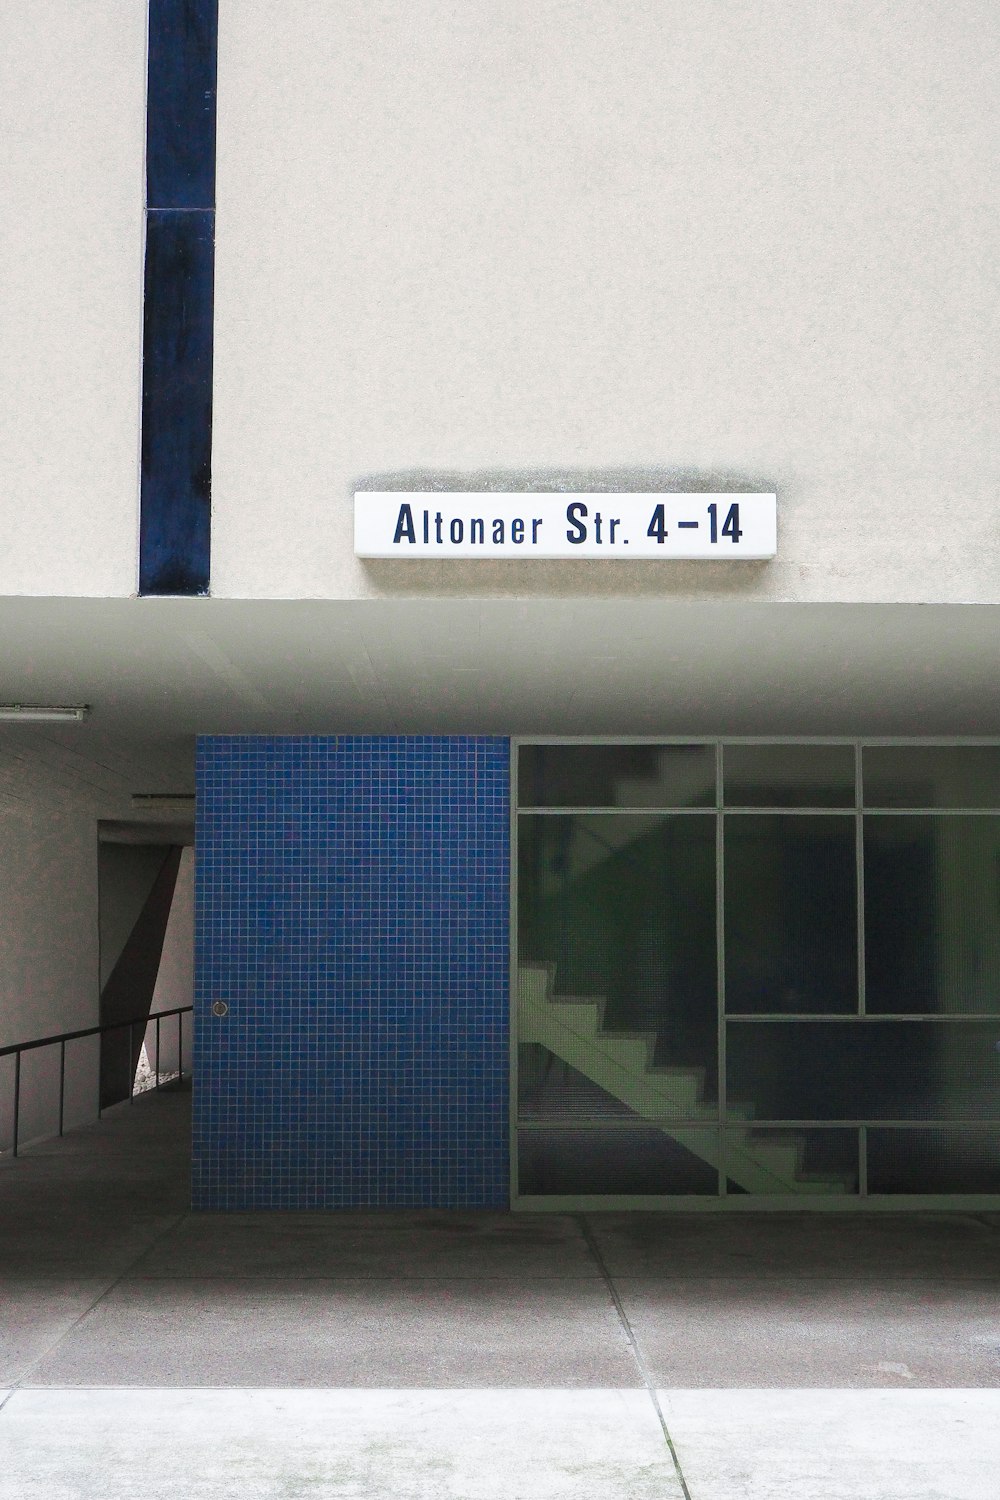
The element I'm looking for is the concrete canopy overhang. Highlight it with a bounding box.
[1,597,999,789]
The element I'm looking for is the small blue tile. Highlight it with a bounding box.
[193,737,510,1210]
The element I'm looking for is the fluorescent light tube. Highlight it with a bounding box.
[130,794,195,811]
[0,704,90,722]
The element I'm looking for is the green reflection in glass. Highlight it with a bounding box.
[517,813,717,1108]
[865,816,1000,1015]
[863,746,1000,808]
[723,743,855,808]
[867,1128,1000,1193]
[518,744,716,808]
[518,1126,719,1195]
[726,1020,1000,1121]
[724,815,857,1014]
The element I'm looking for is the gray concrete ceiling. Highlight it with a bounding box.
[1,597,999,795]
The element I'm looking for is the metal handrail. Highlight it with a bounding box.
[1,1004,193,1157]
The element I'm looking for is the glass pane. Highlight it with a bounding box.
[863,746,1000,808]
[519,1047,646,1119]
[723,1127,858,1195]
[867,1128,1000,1193]
[518,744,715,808]
[517,814,718,1127]
[723,744,855,808]
[726,1020,1000,1120]
[865,816,1000,1015]
[518,1042,716,1123]
[518,1125,719,1194]
[724,815,857,1013]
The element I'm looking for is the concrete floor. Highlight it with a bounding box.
[1,1086,998,1498]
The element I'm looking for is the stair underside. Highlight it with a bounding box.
[519,965,854,1195]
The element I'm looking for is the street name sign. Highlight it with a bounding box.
[354,492,776,559]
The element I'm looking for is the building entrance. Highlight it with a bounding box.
[513,740,1000,1206]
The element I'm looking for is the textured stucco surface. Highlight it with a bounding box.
[211,1,999,602]
[0,802,98,1052]
[0,3,145,596]
[0,740,168,1148]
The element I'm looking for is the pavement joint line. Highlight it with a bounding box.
[120,1272,611,1282]
[576,1214,694,1500]
[110,1269,1000,1283]
[6,1209,191,1390]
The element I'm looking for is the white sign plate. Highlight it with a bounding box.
[355,492,776,559]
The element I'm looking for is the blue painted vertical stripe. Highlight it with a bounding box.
[146,0,218,211]
[139,212,214,594]
[139,0,218,596]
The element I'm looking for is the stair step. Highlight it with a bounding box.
[517,966,853,1196]
[521,997,600,1028]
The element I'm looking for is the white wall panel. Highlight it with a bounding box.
[0,803,98,1050]
[211,0,999,602]
[0,738,151,1149]
[0,3,145,596]
[98,844,171,991]
[0,798,99,1150]
[150,847,194,1019]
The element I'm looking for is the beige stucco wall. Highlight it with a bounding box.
[211,0,999,602]
[0,795,99,1148]
[0,800,98,1052]
[146,847,194,1075]
[0,739,152,1148]
[0,4,995,603]
[0,3,146,597]
[150,845,194,1019]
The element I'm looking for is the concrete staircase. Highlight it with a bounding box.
[519,964,854,1194]
[612,747,715,810]
[551,749,713,885]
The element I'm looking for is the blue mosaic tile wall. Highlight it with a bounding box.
[192,736,510,1209]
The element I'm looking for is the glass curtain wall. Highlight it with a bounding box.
[514,741,1000,1201]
